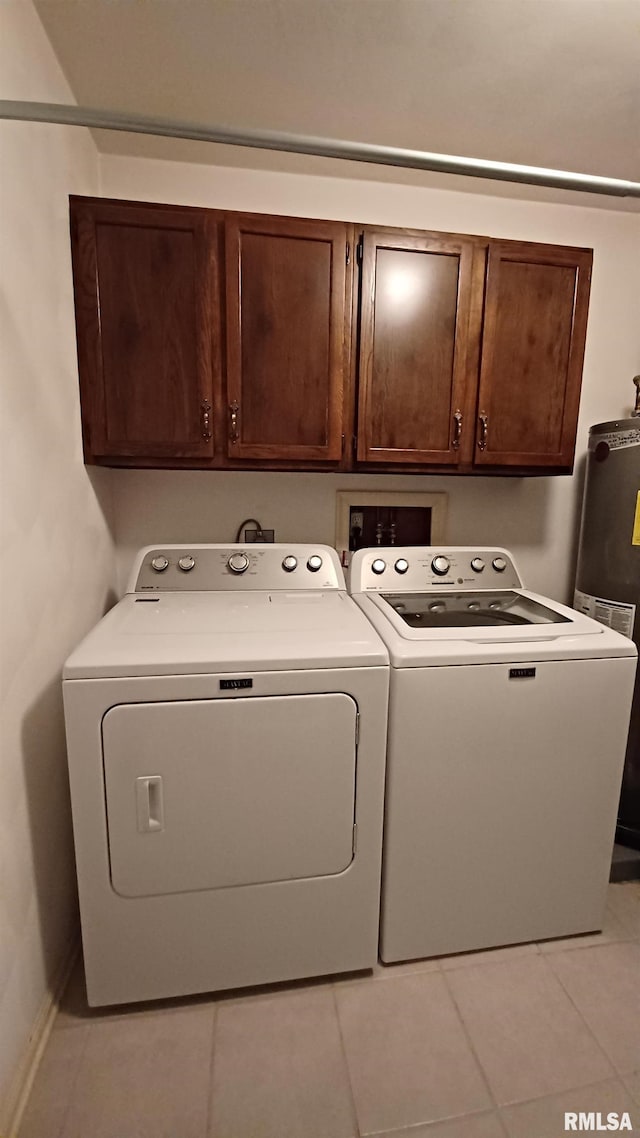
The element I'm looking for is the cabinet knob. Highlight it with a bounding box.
[200,400,212,441]
[478,412,489,451]
[452,409,463,450]
[229,401,240,444]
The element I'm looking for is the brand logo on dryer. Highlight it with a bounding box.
[220,678,253,690]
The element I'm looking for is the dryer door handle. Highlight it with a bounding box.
[136,776,164,833]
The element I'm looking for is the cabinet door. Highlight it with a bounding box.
[474,241,592,469]
[70,199,218,460]
[356,230,480,465]
[224,215,348,462]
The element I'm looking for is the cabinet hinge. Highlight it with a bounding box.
[356,236,364,265]
[352,823,358,856]
[346,242,350,266]
[341,432,346,456]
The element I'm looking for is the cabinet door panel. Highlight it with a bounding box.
[225,216,348,461]
[71,201,217,460]
[475,242,592,468]
[357,232,478,465]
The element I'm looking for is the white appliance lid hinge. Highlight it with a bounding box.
[352,823,358,855]
[355,711,360,747]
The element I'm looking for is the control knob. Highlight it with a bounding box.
[492,557,507,573]
[227,552,250,574]
[282,555,298,573]
[307,555,323,572]
[431,555,450,576]
[371,559,386,575]
[151,555,169,572]
[470,558,485,573]
[178,556,195,572]
[394,558,409,574]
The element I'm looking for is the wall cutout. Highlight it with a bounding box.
[335,491,448,564]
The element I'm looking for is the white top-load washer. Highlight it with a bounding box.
[349,546,637,963]
[63,544,388,1006]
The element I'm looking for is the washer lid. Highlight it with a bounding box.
[352,590,637,666]
[63,590,389,678]
[380,590,571,629]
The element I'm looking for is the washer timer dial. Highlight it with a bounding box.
[227,552,250,574]
[431,555,450,576]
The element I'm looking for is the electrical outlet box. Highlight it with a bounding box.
[244,529,275,543]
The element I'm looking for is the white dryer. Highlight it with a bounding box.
[63,544,388,1005]
[349,546,637,963]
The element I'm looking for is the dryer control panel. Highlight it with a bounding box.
[130,544,345,592]
[349,547,523,592]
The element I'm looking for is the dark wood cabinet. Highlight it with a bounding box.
[70,199,219,461]
[224,215,350,462]
[355,230,591,473]
[69,197,592,476]
[356,230,481,466]
[473,241,592,468]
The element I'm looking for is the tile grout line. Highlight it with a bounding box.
[439,964,503,1116]
[535,908,634,956]
[495,1105,514,1137]
[446,946,632,1109]
[205,1005,217,1138]
[498,1071,640,1115]
[330,983,365,1138]
[606,890,640,941]
[359,1106,508,1138]
[335,968,443,991]
[539,947,630,1082]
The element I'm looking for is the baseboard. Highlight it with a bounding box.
[1,934,80,1138]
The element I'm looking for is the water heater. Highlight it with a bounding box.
[574,410,640,849]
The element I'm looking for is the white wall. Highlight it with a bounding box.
[0,3,117,1122]
[101,157,640,600]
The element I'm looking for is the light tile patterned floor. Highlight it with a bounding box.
[19,882,640,1138]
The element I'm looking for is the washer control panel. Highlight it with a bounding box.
[349,547,522,592]
[131,544,344,592]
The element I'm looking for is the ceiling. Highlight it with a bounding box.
[33,0,640,202]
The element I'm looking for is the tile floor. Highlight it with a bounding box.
[20,882,640,1138]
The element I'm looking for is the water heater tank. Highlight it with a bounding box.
[574,418,640,849]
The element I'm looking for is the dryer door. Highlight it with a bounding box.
[102,693,358,897]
